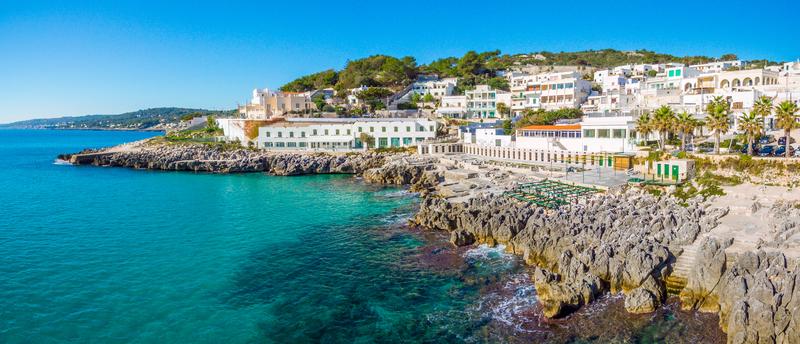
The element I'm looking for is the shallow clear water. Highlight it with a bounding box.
[0,130,726,343]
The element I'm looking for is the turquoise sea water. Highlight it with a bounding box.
[0,130,726,343]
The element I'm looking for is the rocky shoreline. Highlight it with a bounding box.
[61,141,800,343]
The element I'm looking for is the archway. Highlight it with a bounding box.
[732,79,741,87]
[755,77,760,85]
[720,80,730,89]
[743,78,753,86]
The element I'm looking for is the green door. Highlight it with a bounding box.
[379,138,388,148]
[390,138,400,147]
[607,157,613,166]
[672,165,679,181]
[599,156,604,166]
[657,164,661,176]
[664,164,670,178]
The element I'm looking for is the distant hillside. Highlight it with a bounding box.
[1,107,235,130]
[280,49,764,93]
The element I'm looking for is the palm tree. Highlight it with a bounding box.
[775,100,799,158]
[675,111,697,151]
[652,105,676,151]
[737,112,762,155]
[706,97,731,154]
[635,112,653,145]
[752,96,774,131]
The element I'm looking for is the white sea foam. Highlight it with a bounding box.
[53,159,71,165]
[474,273,541,333]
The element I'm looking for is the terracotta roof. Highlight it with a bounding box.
[518,124,581,131]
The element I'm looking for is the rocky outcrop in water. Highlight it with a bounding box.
[411,190,727,319]
[63,143,393,176]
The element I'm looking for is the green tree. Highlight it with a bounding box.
[706,96,731,154]
[356,87,393,112]
[647,69,658,77]
[457,51,484,77]
[652,105,676,151]
[635,112,653,144]
[675,111,698,151]
[422,93,434,103]
[737,112,762,155]
[496,102,510,118]
[775,100,799,158]
[752,96,774,130]
[502,119,514,135]
[720,53,738,61]
[359,132,375,149]
[486,76,510,91]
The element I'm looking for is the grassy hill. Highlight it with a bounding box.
[280,49,764,93]
[2,107,235,130]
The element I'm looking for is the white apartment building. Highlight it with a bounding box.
[256,118,439,150]
[462,128,513,147]
[465,85,512,119]
[411,77,457,99]
[690,60,742,74]
[238,88,317,119]
[515,114,637,153]
[436,95,467,118]
[509,71,591,115]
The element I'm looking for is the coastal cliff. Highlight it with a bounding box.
[60,140,800,343]
[61,143,391,175]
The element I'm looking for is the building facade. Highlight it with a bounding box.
[238,88,317,119]
[255,118,439,151]
[465,85,512,119]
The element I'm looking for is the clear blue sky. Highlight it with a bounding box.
[2,0,798,122]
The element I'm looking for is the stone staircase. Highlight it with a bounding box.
[666,244,698,294]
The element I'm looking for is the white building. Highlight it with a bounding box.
[690,60,742,74]
[509,71,591,115]
[436,95,467,118]
[465,85,512,119]
[411,77,457,99]
[238,88,317,119]
[256,118,439,151]
[515,114,637,153]
[462,128,513,147]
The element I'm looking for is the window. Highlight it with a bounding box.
[675,69,681,77]
[406,126,411,132]
[312,129,317,136]
[266,132,271,137]
[289,132,294,138]
[612,129,626,138]
[264,142,273,147]
[403,137,412,145]
[277,132,282,138]
[394,126,398,132]
[301,131,306,138]
[370,127,374,133]
[378,137,388,147]
[346,129,351,135]
[335,129,340,135]
[298,142,307,148]
[275,142,285,147]
[358,127,363,132]
[324,129,329,135]
[583,129,596,138]
[382,127,386,132]
[429,125,434,132]
[287,142,297,147]
[668,70,675,77]
[598,129,610,138]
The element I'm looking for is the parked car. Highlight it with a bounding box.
[774,145,795,157]
[740,144,758,155]
[778,136,796,146]
[757,145,775,157]
[758,135,776,144]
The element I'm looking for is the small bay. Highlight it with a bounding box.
[0,130,724,343]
